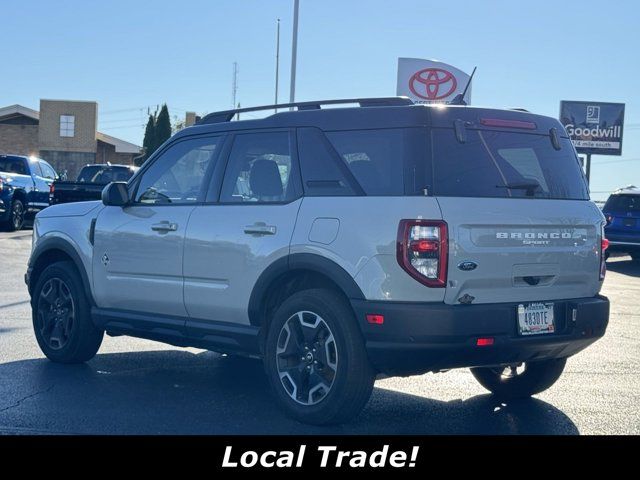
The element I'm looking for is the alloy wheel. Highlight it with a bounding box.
[276,311,338,405]
[12,201,24,230]
[37,278,75,350]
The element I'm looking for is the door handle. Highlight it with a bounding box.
[151,221,178,232]
[244,223,277,236]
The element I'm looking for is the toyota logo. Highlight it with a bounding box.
[409,68,457,100]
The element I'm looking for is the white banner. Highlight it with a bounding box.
[397,58,471,104]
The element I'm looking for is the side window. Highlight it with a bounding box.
[135,136,222,204]
[220,132,297,203]
[297,128,357,196]
[30,160,43,177]
[40,162,57,180]
[325,129,407,196]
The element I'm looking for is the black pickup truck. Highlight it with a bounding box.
[49,164,138,205]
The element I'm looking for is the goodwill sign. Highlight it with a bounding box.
[559,101,625,156]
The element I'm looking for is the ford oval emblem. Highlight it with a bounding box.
[457,261,478,271]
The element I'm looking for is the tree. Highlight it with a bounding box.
[155,104,172,151]
[141,114,156,163]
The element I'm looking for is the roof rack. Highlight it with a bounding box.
[198,97,414,125]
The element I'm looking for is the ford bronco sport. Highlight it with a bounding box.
[26,98,610,425]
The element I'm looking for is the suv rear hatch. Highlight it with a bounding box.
[428,109,603,305]
[603,193,640,242]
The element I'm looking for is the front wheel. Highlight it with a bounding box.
[470,358,566,400]
[264,289,375,425]
[4,198,25,231]
[32,261,104,363]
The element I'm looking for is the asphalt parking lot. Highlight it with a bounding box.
[0,227,638,435]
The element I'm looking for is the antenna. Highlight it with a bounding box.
[232,62,239,109]
[449,66,477,105]
[275,19,280,113]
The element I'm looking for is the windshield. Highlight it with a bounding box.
[604,194,640,213]
[431,129,589,200]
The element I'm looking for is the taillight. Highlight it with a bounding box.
[0,178,3,192]
[397,219,448,287]
[600,223,608,281]
[605,215,613,226]
[49,183,55,194]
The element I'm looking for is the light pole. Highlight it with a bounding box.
[289,0,299,110]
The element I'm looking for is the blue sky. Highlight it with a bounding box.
[1,0,638,200]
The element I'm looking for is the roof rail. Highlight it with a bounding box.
[198,97,414,125]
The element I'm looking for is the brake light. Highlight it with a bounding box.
[599,223,607,281]
[49,183,55,194]
[480,118,537,130]
[0,178,3,192]
[397,219,448,288]
[605,215,613,225]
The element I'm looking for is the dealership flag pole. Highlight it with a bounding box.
[289,0,299,110]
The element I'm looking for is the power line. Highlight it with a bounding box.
[591,158,639,165]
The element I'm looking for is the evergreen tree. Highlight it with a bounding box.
[154,104,172,150]
[142,114,156,161]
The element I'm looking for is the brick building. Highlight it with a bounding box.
[0,100,141,178]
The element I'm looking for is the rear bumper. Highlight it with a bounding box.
[351,295,609,376]
[604,231,640,251]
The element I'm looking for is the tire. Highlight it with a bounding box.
[470,358,567,400]
[264,288,375,425]
[5,198,25,232]
[32,261,103,363]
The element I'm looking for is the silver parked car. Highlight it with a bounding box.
[25,98,609,424]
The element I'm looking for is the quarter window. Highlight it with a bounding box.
[135,136,222,204]
[60,115,75,137]
[220,132,297,203]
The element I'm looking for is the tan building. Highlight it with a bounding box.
[0,100,141,178]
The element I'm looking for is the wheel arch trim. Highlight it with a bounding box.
[247,253,365,327]
[28,236,95,305]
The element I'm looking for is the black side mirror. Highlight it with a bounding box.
[102,182,130,207]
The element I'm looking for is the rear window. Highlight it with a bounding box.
[77,166,133,183]
[0,157,28,175]
[604,194,640,213]
[432,129,589,200]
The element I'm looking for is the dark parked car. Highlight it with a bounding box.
[603,187,640,261]
[49,163,138,205]
[0,154,57,231]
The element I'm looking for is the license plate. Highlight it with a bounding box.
[517,302,555,336]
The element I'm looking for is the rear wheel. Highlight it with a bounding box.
[470,358,566,399]
[264,288,375,425]
[32,261,103,363]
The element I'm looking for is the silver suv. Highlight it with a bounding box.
[26,98,610,425]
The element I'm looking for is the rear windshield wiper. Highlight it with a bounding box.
[496,182,542,197]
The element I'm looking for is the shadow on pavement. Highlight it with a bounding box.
[0,350,579,435]
[606,258,640,277]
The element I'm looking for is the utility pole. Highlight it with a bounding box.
[275,18,281,112]
[289,0,299,110]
